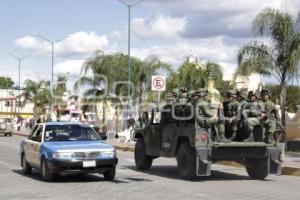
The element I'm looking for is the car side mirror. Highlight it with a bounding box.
[100,135,108,140]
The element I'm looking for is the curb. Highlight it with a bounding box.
[14,133,300,177]
[113,144,135,152]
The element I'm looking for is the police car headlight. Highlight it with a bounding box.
[100,149,116,158]
[52,152,74,159]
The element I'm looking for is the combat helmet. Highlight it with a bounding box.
[237,91,247,99]
[261,89,271,98]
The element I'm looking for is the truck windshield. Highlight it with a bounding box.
[44,124,100,142]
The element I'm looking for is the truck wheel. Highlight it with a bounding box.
[21,154,32,175]
[177,143,196,180]
[246,159,268,180]
[135,138,153,170]
[4,133,7,137]
[41,158,54,182]
[9,132,12,137]
[103,167,116,181]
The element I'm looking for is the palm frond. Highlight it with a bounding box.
[253,8,294,49]
[237,41,275,76]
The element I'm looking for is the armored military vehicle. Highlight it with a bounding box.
[133,97,282,180]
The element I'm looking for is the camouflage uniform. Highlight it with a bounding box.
[260,89,279,143]
[196,89,227,142]
[242,91,265,141]
[225,91,239,140]
[177,87,188,104]
[237,91,249,119]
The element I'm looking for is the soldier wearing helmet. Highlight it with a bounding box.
[260,89,279,143]
[242,91,265,142]
[196,88,228,143]
[224,90,239,140]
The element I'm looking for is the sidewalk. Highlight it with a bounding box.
[13,131,300,176]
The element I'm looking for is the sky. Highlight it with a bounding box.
[0,0,299,89]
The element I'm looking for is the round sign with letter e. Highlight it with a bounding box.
[151,76,166,91]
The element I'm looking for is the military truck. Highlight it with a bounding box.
[133,103,282,180]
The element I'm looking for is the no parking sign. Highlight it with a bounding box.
[151,76,166,91]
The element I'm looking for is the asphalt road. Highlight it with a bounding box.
[1,135,300,200]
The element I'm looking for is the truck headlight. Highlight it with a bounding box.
[52,152,74,159]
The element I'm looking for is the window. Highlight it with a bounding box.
[5,101,10,107]
[44,124,100,142]
[152,112,161,124]
[32,125,43,142]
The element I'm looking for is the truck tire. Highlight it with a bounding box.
[135,138,153,170]
[103,167,116,181]
[177,143,196,180]
[246,159,268,180]
[21,153,32,175]
[41,158,54,182]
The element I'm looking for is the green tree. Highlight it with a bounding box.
[54,74,68,108]
[167,61,226,91]
[0,76,14,89]
[237,8,300,129]
[75,51,170,123]
[266,84,300,113]
[22,79,51,119]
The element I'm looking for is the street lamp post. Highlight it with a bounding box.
[32,34,67,111]
[118,0,145,117]
[7,53,31,114]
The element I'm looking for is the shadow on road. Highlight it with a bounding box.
[12,169,129,184]
[123,165,273,182]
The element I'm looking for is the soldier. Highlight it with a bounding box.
[196,89,228,143]
[260,89,279,143]
[225,91,239,140]
[187,90,196,104]
[237,91,248,110]
[177,87,188,103]
[242,91,265,142]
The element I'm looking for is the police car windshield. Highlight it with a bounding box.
[44,124,100,142]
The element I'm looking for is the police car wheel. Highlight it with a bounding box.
[41,158,54,182]
[177,143,196,180]
[21,153,32,175]
[103,167,116,181]
[134,138,153,170]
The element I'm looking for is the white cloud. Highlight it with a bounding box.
[15,32,109,59]
[132,15,187,40]
[130,36,239,80]
[54,59,85,76]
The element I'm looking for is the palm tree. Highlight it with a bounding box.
[167,60,224,91]
[22,79,51,120]
[131,55,171,114]
[55,74,68,108]
[237,8,300,132]
[75,51,171,123]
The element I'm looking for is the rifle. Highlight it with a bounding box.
[263,111,287,134]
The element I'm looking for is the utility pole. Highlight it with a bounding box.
[117,0,146,117]
[7,53,31,115]
[32,34,67,113]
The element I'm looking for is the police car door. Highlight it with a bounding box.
[23,125,38,164]
[31,125,43,166]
